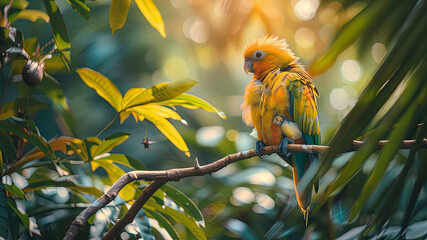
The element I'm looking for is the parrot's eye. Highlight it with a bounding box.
[253,50,266,60]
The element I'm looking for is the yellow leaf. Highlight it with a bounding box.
[121,79,197,110]
[129,105,182,121]
[134,0,166,38]
[15,9,49,22]
[158,93,227,119]
[77,68,123,112]
[120,111,131,124]
[6,137,75,174]
[131,108,190,157]
[109,0,131,34]
[91,160,135,201]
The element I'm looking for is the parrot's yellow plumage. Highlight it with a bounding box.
[241,35,320,217]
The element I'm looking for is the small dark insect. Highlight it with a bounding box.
[142,137,155,149]
[142,123,155,149]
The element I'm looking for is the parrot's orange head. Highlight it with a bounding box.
[243,35,298,79]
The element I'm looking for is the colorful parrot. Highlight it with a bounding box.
[241,35,320,216]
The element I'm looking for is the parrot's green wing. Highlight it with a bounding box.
[285,70,320,212]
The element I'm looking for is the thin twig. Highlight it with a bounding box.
[96,113,119,138]
[63,139,427,240]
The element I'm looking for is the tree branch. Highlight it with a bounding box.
[102,180,167,240]
[63,139,427,240]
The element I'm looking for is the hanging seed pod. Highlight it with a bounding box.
[22,60,45,87]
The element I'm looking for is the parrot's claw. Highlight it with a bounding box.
[255,140,267,158]
[279,137,294,161]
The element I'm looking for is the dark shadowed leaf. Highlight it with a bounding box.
[42,0,71,69]
[25,179,102,197]
[4,184,25,199]
[7,198,29,229]
[162,184,205,227]
[145,208,181,240]
[0,97,47,120]
[146,200,206,240]
[0,119,56,162]
[0,182,9,238]
[65,0,90,20]
[308,0,393,76]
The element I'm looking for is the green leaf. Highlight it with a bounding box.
[0,120,56,162]
[158,93,226,119]
[12,9,50,23]
[42,0,71,69]
[7,198,29,229]
[0,26,24,53]
[91,159,135,201]
[134,0,166,38]
[145,208,181,240]
[400,111,427,234]
[349,86,426,221]
[77,68,123,112]
[84,137,102,160]
[316,0,427,180]
[162,185,205,227]
[0,0,28,9]
[39,74,75,134]
[93,132,130,156]
[4,184,25,199]
[109,0,131,34]
[95,153,147,170]
[25,179,103,197]
[0,131,16,164]
[146,200,206,240]
[0,182,9,238]
[0,98,47,120]
[308,0,393,76]
[121,79,197,110]
[131,108,190,157]
[65,0,90,20]
[0,149,2,176]
[135,209,155,240]
[320,65,426,203]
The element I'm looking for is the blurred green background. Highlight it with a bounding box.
[2,0,426,239]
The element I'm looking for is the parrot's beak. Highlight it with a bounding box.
[244,58,254,74]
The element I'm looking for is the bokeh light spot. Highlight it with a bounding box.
[295,27,316,48]
[248,169,275,185]
[329,88,350,110]
[196,126,225,147]
[232,187,254,204]
[226,129,239,141]
[190,19,210,43]
[294,0,319,21]
[371,43,387,64]
[341,59,362,82]
[256,193,275,210]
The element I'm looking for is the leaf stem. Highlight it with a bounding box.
[96,113,119,138]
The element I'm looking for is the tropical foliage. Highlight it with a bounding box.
[0,0,426,239]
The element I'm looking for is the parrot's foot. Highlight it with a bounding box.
[255,140,267,158]
[278,137,294,162]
